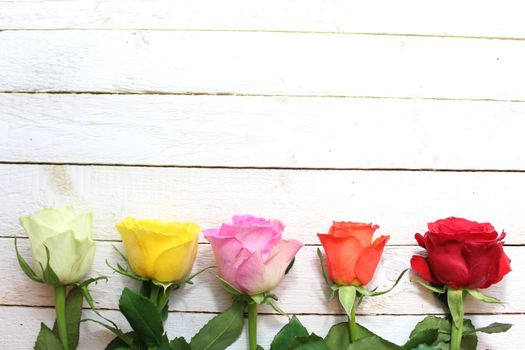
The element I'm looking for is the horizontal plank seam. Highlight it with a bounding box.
[0,304,521,317]
[2,91,525,104]
[2,161,525,173]
[1,28,525,42]
[4,236,524,247]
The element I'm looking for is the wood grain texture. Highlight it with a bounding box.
[1,31,524,100]
[1,0,524,39]
[3,238,520,316]
[2,306,519,350]
[1,164,524,244]
[2,93,525,170]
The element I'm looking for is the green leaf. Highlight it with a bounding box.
[105,333,134,350]
[170,337,191,350]
[407,316,451,345]
[461,319,478,350]
[338,286,356,318]
[324,322,349,350]
[348,334,402,350]
[324,322,375,350]
[411,276,445,294]
[464,322,512,335]
[53,287,83,350]
[270,316,309,350]
[34,323,64,350]
[216,275,242,296]
[190,299,245,350]
[41,245,61,286]
[84,319,135,349]
[402,329,438,349]
[287,333,331,350]
[447,289,465,329]
[119,288,164,347]
[257,346,264,350]
[466,289,503,304]
[317,248,331,287]
[14,238,43,283]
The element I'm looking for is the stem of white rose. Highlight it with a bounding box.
[54,285,69,350]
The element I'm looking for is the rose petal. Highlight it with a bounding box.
[153,238,198,282]
[219,224,281,254]
[426,235,469,289]
[235,239,303,295]
[318,233,364,285]
[410,255,438,285]
[487,244,511,288]
[355,235,389,285]
[415,233,426,248]
[205,235,247,289]
[329,222,378,247]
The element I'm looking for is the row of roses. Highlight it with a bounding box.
[15,207,512,350]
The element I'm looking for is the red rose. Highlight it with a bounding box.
[411,217,511,289]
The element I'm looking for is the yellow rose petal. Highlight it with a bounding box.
[152,237,198,282]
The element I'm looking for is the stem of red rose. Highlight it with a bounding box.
[54,285,69,350]
[248,302,257,350]
[448,289,465,350]
[348,298,358,343]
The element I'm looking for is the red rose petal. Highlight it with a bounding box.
[410,255,438,285]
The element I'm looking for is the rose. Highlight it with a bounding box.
[19,206,96,285]
[204,215,303,295]
[411,217,511,289]
[116,217,200,283]
[318,221,389,286]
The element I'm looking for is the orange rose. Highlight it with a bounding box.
[318,222,389,286]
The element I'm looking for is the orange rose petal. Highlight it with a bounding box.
[329,222,378,247]
[318,233,364,285]
[355,235,389,285]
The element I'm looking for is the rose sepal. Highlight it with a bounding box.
[108,245,214,290]
[216,275,288,317]
[318,248,407,299]
[410,275,446,294]
[466,289,503,304]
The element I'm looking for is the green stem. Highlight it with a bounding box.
[348,299,358,343]
[248,302,257,350]
[448,289,465,350]
[150,284,160,305]
[54,285,69,350]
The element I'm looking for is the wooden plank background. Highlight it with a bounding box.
[1,1,523,349]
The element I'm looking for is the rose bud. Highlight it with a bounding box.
[19,206,96,285]
[318,221,389,286]
[204,215,303,295]
[116,217,200,283]
[411,217,511,289]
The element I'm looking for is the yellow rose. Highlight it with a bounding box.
[116,217,200,283]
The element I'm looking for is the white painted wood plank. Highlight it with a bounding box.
[3,238,520,315]
[1,306,520,349]
[1,31,524,100]
[1,0,525,39]
[1,164,524,244]
[2,93,525,170]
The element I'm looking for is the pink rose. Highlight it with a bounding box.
[204,215,303,295]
